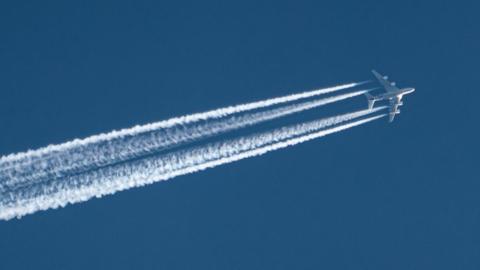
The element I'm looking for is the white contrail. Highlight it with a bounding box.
[1,89,371,190]
[0,82,363,167]
[0,109,384,220]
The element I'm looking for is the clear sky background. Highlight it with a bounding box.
[0,1,478,269]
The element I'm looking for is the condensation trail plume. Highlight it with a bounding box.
[0,89,371,190]
[0,109,384,220]
[0,82,364,166]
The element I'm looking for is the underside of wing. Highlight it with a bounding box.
[389,112,396,122]
[388,97,402,122]
[372,70,399,93]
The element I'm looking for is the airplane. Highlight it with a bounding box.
[365,70,415,122]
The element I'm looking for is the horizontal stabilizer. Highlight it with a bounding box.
[364,92,376,110]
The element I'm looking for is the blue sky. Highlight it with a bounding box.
[0,1,478,269]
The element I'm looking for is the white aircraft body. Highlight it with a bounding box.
[366,70,415,122]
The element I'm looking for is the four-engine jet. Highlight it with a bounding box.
[366,70,415,122]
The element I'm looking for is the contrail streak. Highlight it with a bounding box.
[0,109,384,220]
[1,89,371,190]
[0,82,363,168]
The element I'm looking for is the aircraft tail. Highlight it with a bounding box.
[364,92,375,110]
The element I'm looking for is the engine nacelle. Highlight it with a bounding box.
[391,82,396,86]
[395,109,401,114]
[398,101,404,106]
[383,76,388,80]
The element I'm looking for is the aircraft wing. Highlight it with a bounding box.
[372,70,399,93]
[388,109,397,122]
[388,96,402,122]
